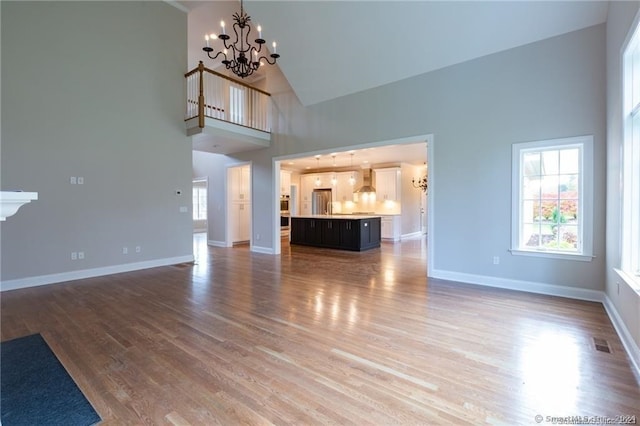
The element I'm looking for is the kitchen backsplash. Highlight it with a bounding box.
[330,199,401,215]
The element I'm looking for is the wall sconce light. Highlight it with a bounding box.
[412,175,428,193]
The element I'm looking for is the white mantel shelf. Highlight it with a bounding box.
[0,191,38,221]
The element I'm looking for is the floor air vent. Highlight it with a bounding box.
[593,337,611,353]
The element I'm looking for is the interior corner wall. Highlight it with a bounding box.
[235,23,606,293]
[1,1,192,286]
[400,164,422,236]
[192,150,244,245]
[605,1,640,352]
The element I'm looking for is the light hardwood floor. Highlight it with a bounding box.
[2,234,639,425]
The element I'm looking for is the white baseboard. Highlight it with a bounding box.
[251,245,275,254]
[0,255,194,292]
[430,268,640,378]
[603,295,640,379]
[207,240,227,247]
[430,268,604,302]
[401,231,423,240]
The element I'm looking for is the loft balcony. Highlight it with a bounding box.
[185,61,271,155]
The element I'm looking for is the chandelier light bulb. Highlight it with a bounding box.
[349,153,356,185]
[205,34,210,47]
[202,0,281,79]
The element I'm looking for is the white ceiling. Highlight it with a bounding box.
[243,0,609,106]
[180,1,608,163]
[183,1,608,106]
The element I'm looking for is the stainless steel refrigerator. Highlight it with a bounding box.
[312,189,332,215]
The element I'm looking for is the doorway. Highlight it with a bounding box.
[193,178,208,235]
[227,164,252,246]
[273,134,433,260]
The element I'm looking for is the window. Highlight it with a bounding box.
[622,20,640,282]
[193,182,207,221]
[511,135,593,261]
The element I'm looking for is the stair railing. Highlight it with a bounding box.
[185,61,272,133]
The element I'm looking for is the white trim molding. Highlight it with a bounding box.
[0,255,194,292]
[511,135,594,260]
[603,296,640,379]
[207,240,227,248]
[401,231,424,240]
[430,269,603,302]
[251,245,275,255]
[430,268,640,378]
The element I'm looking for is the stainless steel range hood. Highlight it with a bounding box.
[354,168,376,193]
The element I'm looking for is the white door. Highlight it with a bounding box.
[227,165,252,245]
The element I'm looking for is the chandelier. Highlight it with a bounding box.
[412,176,428,193]
[202,0,280,79]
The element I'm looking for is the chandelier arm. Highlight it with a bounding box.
[202,0,279,79]
[231,23,252,55]
[207,50,228,62]
[239,24,254,55]
[221,36,233,52]
[257,55,279,65]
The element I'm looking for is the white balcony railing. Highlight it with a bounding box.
[185,61,271,133]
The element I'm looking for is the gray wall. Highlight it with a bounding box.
[400,163,422,236]
[1,1,192,285]
[192,150,244,245]
[235,24,606,292]
[605,1,640,350]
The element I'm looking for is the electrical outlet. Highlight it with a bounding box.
[493,256,500,265]
[71,252,77,260]
[135,246,141,253]
[77,177,84,185]
[78,251,85,260]
[122,247,128,255]
[256,233,261,240]
[70,176,77,185]
[179,206,188,213]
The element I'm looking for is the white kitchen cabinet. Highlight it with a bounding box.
[280,170,291,196]
[375,168,400,201]
[300,175,316,216]
[381,215,401,241]
[230,202,251,243]
[335,172,355,203]
[230,165,251,202]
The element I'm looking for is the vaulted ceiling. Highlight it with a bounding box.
[181,1,609,165]
[183,1,609,106]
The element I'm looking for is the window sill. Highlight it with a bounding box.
[614,268,640,295]
[510,249,594,262]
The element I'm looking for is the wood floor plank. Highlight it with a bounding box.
[1,234,639,424]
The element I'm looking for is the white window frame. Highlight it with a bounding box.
[620,17,640,288]
[192,182,207,221]
[511,135,594,261]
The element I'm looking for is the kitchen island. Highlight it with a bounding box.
[290,215,381,251]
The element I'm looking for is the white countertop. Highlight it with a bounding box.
[292,214,381,220]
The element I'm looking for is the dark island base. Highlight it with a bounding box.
[290,216,381,251]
